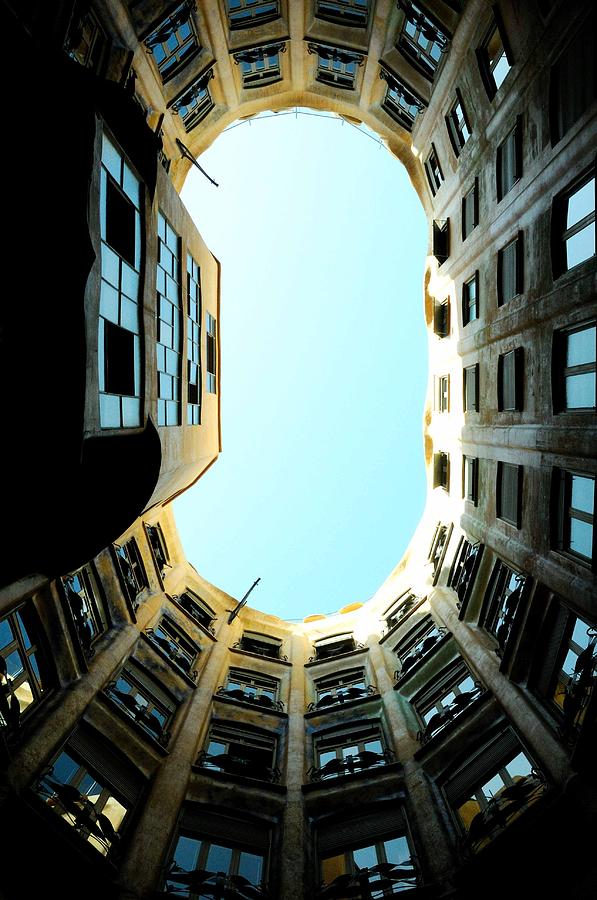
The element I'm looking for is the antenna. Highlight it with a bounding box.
[227,578,261,624]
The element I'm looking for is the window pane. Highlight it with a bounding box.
[566,224,595,268]
[570,518,593,558]
[173,835,200,872]
[571,474,594,513]
[568,179,595,227]
[238,851,263,884]
[384,836,411,866]
[206,844,233,873]
[567,326,596,366]
[353,844,377,870]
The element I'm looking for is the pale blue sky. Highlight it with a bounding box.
[173,109,428,620]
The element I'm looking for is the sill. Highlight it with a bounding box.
[191,764,287,794]
[229,647,292,666]
[213,693,287,719]
[98,692,170,755]
[550,547,594,573]
[305,692,380,719]
[302,760,402,794]
[553,254,597,286]
[304,646,368,668]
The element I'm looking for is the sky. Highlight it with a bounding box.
[173,109,428,621]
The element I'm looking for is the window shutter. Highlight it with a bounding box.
[433,219,449,262]
[502,350,516,409]
[500,239,518,304]
[443,728,521,804]
[499,463,520,524]
[68,728,145,805]
[533,603,570,698]
[181,806,270,849]
[317,807,406,855]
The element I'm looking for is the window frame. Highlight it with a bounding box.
[445,90,471,157]
[433,451,450,491]
[113,538,148,611]
[549,14,596,145]
[476,10,513,100]
[145,522,170,578]
[315,0,369,28]
[311,44,363,90]
[498,347,524,411]
[462,271,479,326]
[219,668,282,710]
[0,602,53,734]
[435,374,450,412]
[463,363,479,413]
[552,468,596,568]
[146,614,201,678]
[206,311,217,393]
[552,168,596,277]
[173,589,216,634]
[462,456,479,505]
[425,143,444,195]
[480,559,528,656]
[226,0,280,29]
[433,218,450,264]
[186,253,202,425]
[496,462,522,527]
[61,565,110,660]
[310,721,393,781]
[397,2,450,81]
[198,721,280,783]
[461,177,479,241]
[105,659,178,745]
[414,659,483,744]
[497,232,524,306]
[552,319,597,412]
[143,2,201,84]
[496,118,522,201]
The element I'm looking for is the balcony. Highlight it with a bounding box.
[216,685,284,712]
[394,626,448,681]
[165,866,271,899]
[316,862,420,898]
[196,749,281,784]
[463,773,548,853]
[417,684,484,744]
[307,684,377,712]
[308,748,395,782]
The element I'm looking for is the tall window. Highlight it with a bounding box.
[146,616,201,677]
[433,298,450,337]
[219,668,281,710]
[463,364,479,412]
[445,92,471,156]
[397,3,449,80]
[462,272,479,325]
[170,72,214,131]
[235,45,283,88]
[463,456,478,505]
[425,144,444,195]
[395,616,446,679]
[434,452,450,490]
[312,45,362,89]
[114,538,147,610]
[198,723,279,782]
[99,133,142,428]
[65,8,106,71]
[186,254,201,424]
[206,312,217,393]
[553,320,596,411]
[553,469,595,566]
[144,3,200,83]
[498,232,523,305]
[226,0,280,29]
[173,589,215,632]
[498,347,524,411]
[105,659,177,745]
[481,560,527,655]
[553,170,596,275]
[311,668,370,711]
[382,71,425,131]
[462,178,478,240]
[414,661,482,743]
[145,522,170,577]
[477,16,511,98]
[157,213,182,426]
[165,807,269,896]
[0,603,51,733]
[550,16,596,144]
[311,633,358,661]
[497,462,522,527]
[384,589,423,632]
[435,375,449,412]
[497,120,522,200]
[433,218,450,264]
[316,0,368,27]
[235,631,283,660]
[62,566,109,658]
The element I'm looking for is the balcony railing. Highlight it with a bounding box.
[308,748,395,782]
[307,685,378,712]
[145,629,198,679]
[463,773,547,853]
[232,639,287,661]
[560,632,597,744]
[196,750,281,784]
[384,596,424,635]
[216,686,284,712]
[172,594,216,635]
[417,685,484,744]
[450,542,481,608]
[308,641,364,663]
[165,865,271,899]
[316,860,419,898]
[394,627,448,681]
[105,683,170,745]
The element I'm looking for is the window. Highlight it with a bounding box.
[434,451,450,490]
[463,456,479,505]
[105,659,177,744]
[311,44,363,89]
[434,375,449,412]
[432,218,449,264]
[384,589,423,632]
[481,560,527,655]
[114,538,147,610]
[429,521,451,578]
[310,722,393,781]
[62,566,109,658]
[226,0,280,29]
[550,17,596,144]
[145,522,170,577]
[462,272,479,325]
[99,133,142,428]
[317,808,417,898]
[476,16,511,99]
[498,347,523,411]
[0,603,51,734]
[144,3,201,83]
[381,70,425,131]
[497,462,522,527]
[531,601,597,743]
[186,254,201,424]
[553,469,595,565]
[235,631,283,660]
[397,2,449,80]
[173,590,215,632]
[316,0,369,27]
[198,723,279,783]
[156,213,182,426]
[448,539,482,609]
[170,71,214,131]
[444,730,547,853]
[310,668,371,711]
[146,616,200,677]
[461,178,478,240]
[311,633,359,661]
[498,232,523,305]
[206,311,217,393]
[395,617,447,679]
[414,661,483,743]
[433,298,450,337]
[64,8,106,71]
[235,44,284,88]
[497,119,522,200]
[164,807,269,897]
[425,144,444,195]
[553,170,596,275]
[463,364,479,413]
[445,91,471,156]
[553,320,596,411]
[218,668,282,710]
[32,728,143,857]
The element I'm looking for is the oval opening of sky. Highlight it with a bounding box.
[174,109,428,621]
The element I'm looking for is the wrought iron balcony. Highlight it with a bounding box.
[493,577,525,658]
[0,669,20,736]
[196,750,281,784]
[144,0,195,51]
[560,630,597,744]
[307,685,377,712]
[165,865,271,899]
[463,773,547,853]
[145,629,198,679]
[316,861,419,898]
[385,595,423,634]
[216,686,284,712]
[308,748,395,782]
[397,1,450,51]
[308,640,364,663]
[105,683,170,745]
[417,685,484,744]
[394,627,448,681]
[232,639,287,661]
[172,593,216,635]
[450,542,481,608]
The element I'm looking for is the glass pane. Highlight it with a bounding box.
[566,224,595,269]
[566,372,595,408]
[5,649,24,679]
[238,851,263,884]
[353,843,377,870]
[101,245,120,288]
[173,835,201,872]
[321,853,346,884]
[102,135,121,181]
[567,179,595,228]
[570,518,593,558]
[206,843,233,873]
[0,618,14,649]
[384,836,411,866]
[100,393,121,428]
[52,751,80,785]
[567,325,596,366]
[505,751,533,780]
[14,678,34,710]
[102,794,127,831]
[571,474,594,513]
[492,51,510,88]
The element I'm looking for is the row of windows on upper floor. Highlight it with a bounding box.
[432,165,596,309]
[99,132,217,429]
[433,317,597,416]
